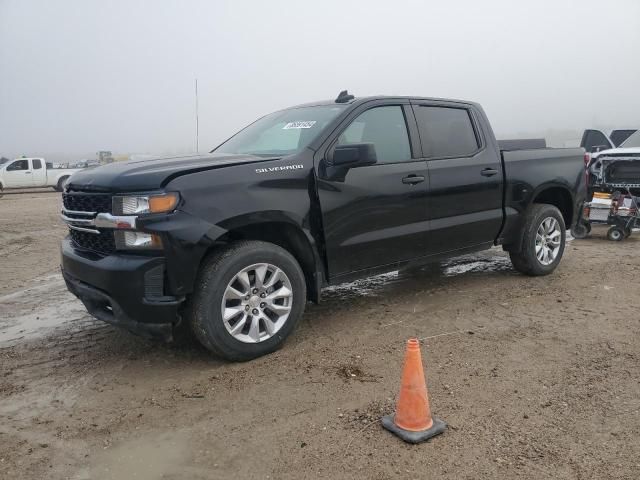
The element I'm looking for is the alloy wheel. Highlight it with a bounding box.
[535,217,561,265]
[221,263,293,343]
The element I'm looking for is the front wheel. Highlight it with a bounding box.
[509,204,566,276]
[570,221,591,239]
[188,240,306,361]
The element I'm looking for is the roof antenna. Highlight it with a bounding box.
[335,90,355,103]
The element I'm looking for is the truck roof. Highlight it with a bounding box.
[289,95,479,110]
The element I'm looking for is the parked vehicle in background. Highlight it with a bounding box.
[587,130,640,168]
[72,159,100,169]
[0,157,81,196]
[573,131,640,239]
[60,92,586,361]
[581,128,638,153]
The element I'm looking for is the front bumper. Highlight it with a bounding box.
[61,237,184,341]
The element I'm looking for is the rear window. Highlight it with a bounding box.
[413,106,479,158]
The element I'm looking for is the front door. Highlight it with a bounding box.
[316,103,428,278]
[4,159,32,188]
[411,102,503,253]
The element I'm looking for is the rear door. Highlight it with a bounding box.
[316,101,428,278]
[31,159,46,186]
[411,102,503,253]
[3,159,32,187]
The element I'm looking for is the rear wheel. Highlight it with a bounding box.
[509,204,566,276]
[607,226,625,241]
[188,240,306,361]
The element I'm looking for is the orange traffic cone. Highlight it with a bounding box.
[381,338,446,443]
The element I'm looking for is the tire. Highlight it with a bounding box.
[0,184,3,199]
[607,226,625,242]
[55,176,69,192]
[570,221,590,239]
[188,240,306,361]
[509,204,566,276]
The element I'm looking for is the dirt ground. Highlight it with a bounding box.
[1,191,639,480]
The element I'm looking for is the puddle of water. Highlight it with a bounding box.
[0,274,87,346]
[78,430,190,480]
[323,271,400,298]
[322,252,513,299]
[442,255,512,277]
[0,274,63,303]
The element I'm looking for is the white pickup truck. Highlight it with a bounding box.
[0,157,81,196]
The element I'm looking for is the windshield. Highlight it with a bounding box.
[214,105,346,156]
[620,130,640,148]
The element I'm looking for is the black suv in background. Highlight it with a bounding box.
[61,91,586,360]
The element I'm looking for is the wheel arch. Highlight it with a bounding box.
[531,184,574,227]
[207,214,325,303]
[503,183,574,253]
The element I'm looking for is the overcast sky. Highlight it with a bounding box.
[1,0,639,161]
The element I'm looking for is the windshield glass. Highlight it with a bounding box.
[214,105,346,156]
[620,130,640,148]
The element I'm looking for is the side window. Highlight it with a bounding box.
[32,159,42,169]
[414,106,479,158]
[7,160,29,171]
[337,106,411,164]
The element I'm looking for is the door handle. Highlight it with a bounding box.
[480,168,498,177]
[402,175,425,185]
[25,171,32,174]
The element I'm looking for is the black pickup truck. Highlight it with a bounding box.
[61,92,586,360]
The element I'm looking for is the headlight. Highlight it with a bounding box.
[114,231,163,250]
[114,192,179,215]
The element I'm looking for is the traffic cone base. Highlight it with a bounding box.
[381,414,446,444]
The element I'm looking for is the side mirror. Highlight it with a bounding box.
[329,143,377,168]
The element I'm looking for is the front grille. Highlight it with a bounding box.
[63,192,112,213]
[70,229,116,255]
[64,192,115,254]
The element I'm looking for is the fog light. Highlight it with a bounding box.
[115,231,163,250]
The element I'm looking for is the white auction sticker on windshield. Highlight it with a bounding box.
[283,121,316,129]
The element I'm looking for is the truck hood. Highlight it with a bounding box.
[592,147,640,159]
[66,153,276,192]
